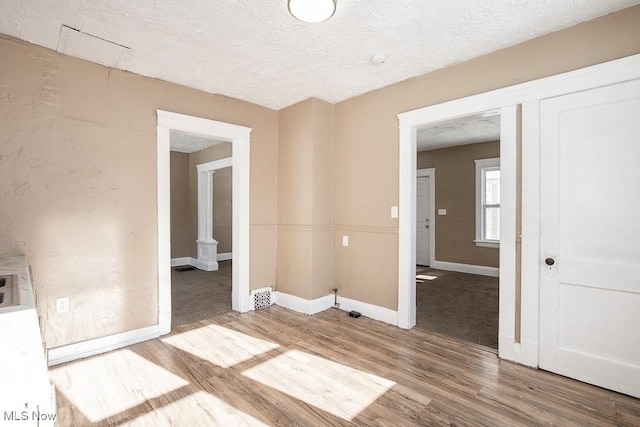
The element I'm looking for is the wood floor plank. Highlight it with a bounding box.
[49,305,640,426]
[476,383,615,427]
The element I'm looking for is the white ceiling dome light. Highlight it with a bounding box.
[288,0,336,23]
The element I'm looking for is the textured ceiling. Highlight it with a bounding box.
[170,131,223,154]
[0,1,637,110]
[417,113,501,151]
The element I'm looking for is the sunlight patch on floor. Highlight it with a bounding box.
[162,324,279,368]
[242,349,395,421]
[49,349,188,422]
[416,274,437,281]
[126,391,269,426]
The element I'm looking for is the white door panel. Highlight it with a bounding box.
[416,176,430,266]
[539,78,640,398]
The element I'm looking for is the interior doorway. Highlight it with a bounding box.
[413,112,501,349]
[169,133,234,327]
[156,110,251,335]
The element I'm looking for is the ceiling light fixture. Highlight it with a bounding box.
[288,0,336,23]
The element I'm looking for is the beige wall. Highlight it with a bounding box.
[277,98,333,300]
[0,34,277,348]
[188,143,233,256]
[417,141,500,268]
[170,151,190,258]
[332,6,640,311]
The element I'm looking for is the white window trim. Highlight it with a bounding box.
[475,157,501,248]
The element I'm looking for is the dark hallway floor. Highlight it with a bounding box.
[415,266,499,349]
[171,260,232,327]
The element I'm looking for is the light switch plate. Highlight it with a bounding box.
[342,235,349,247]
[391,206,398,218]
[438,209,447,215]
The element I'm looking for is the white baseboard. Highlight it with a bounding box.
[498,334,539,368]
[310,294,335,314]
[217,252,232,261]
[48,325,159,366]
[171,257,196,267]
[273,291,399,327]
[337,295,398,326]
[273,291,334,315]
[431,260,499,277]
[171,254,230,268]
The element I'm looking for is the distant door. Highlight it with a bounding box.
[539,79,640,398]
[416,176,430,266]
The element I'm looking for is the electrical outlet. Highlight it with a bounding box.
[342,235,349,247]
[56,297,69,314]
[391,206,398,218]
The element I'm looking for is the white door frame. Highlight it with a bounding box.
[157,110,252,335]
[417,168,435,267]
[397,53,640,366]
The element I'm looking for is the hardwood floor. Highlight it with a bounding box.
[50,306,640,426]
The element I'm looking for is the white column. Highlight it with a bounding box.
[205,170,215,241]
[196,169,219,271]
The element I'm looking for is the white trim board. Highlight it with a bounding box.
[157,110,252,337]
[217,252,232,261]
[431,261,499,277]
[337,295,398,326]
[171,257,195,267]
[498,335,539,367]
[272,291,399,327]
[397,53,640,367]
[196,156,233,172]
[273,291,334,315]
[171,253,232,267]
[48,325,159,366]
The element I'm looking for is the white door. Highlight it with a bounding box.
[539,79,640,398]
[416,176,430,266]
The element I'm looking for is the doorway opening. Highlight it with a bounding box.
[413,112,501,348]
[397,101,517,359]
[169,132,233,327]
[157,110,251,335]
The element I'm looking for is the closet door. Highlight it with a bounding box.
[539,78,640,398]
